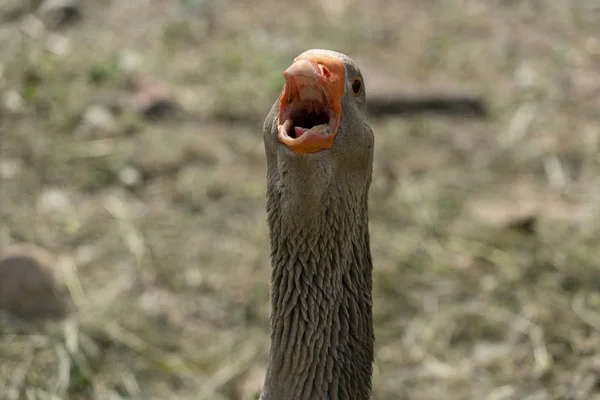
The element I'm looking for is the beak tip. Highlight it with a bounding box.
[283,58,320,80]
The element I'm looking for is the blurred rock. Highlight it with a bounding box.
[515,62,536,90]
[468,198,538,234]
[133,73,177,119]
[118,49,143,73]
[467,179,585,230]
[37,187,72,215]
[0,158,22,180]
[1,89,25,113]
[0,244,66,318]
[45,32,71,56]
[38,0,81,29]
[184,268,203,288]
[80,104,117,137]
[118,166,141,188]
[20,14,45,38]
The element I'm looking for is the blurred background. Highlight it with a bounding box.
[1,1,600,399]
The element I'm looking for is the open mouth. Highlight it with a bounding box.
[277,55,344,154]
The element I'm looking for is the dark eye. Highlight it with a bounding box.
[352,78,362,95]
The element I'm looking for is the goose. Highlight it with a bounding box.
[261,49,374,400]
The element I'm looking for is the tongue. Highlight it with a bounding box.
[294,123,332,139]
[294,126,309,138]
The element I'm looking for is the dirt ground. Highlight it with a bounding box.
[1,1,600,399]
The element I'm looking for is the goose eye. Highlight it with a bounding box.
[352,78,362,95]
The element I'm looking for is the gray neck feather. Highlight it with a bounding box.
[261,180,374,400]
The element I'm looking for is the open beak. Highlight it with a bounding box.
[277,52,345,154]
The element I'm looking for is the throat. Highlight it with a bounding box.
[261,200,374,400]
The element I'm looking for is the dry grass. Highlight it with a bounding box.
[1,0,600,399]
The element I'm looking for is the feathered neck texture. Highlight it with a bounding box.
[260,180,374,400]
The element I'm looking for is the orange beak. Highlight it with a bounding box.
[277,52,345,154]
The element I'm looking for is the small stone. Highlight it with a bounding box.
[19,14,45,39]
[81,104,117,136]
[118,49,142,72]
[467,198,537,232]
[0,244,67,318]
[118,166,141,187]
[37,187,71,215]
[45,33,71,56]
[38,0,82,29]
[74,244,97,265]
[2,90,24,113]
[515,62,535,89]
[184,268,203,288]
[0,159,22,180]
[133,73,177,119]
